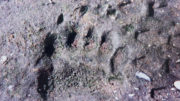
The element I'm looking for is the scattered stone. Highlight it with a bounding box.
[115,97,119,100]
[174,81,180,90]
[171,88,176,91]
[8,85,14,91]
[176,59,180,63]
[134,87,139,90]
[48,0,55,4]
[128,94,135,97]
[0,56,7,64]
[49,0,53,3]
[135,71,151,81]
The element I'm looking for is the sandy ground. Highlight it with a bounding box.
[0,0,180,101]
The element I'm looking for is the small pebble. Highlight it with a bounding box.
[176,59,180,63]
[49,0,53,3]
[48,0,55,4]
[0,56,7,64]
[115,97,118,100]
[113,90,117,93]
[135,71,151,81]
[134,87,139,90]
[8,85,14,91]
[171,88,176,91]
[174,80,180,90]
[128,94,135,97]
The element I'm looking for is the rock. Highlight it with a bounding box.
[135,71,151,81]
[0,56,7,64]
[174,81,180,90]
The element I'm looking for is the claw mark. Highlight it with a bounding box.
[80,5,88,16]
[167,35,171,45]
[66,27,77,47]
[134,31,139,40]
[118,0,131,8]
[57,13,64,25]
[35,33,56,66]
[44,33,57,57]
[84,27,94,48]
[100,31,110,46]
[148,1,155,17]
[36,33,56,100]
[162,59,170,73]
[37,65,54,100]
[86,27,94,39]
[110,47,124,73]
